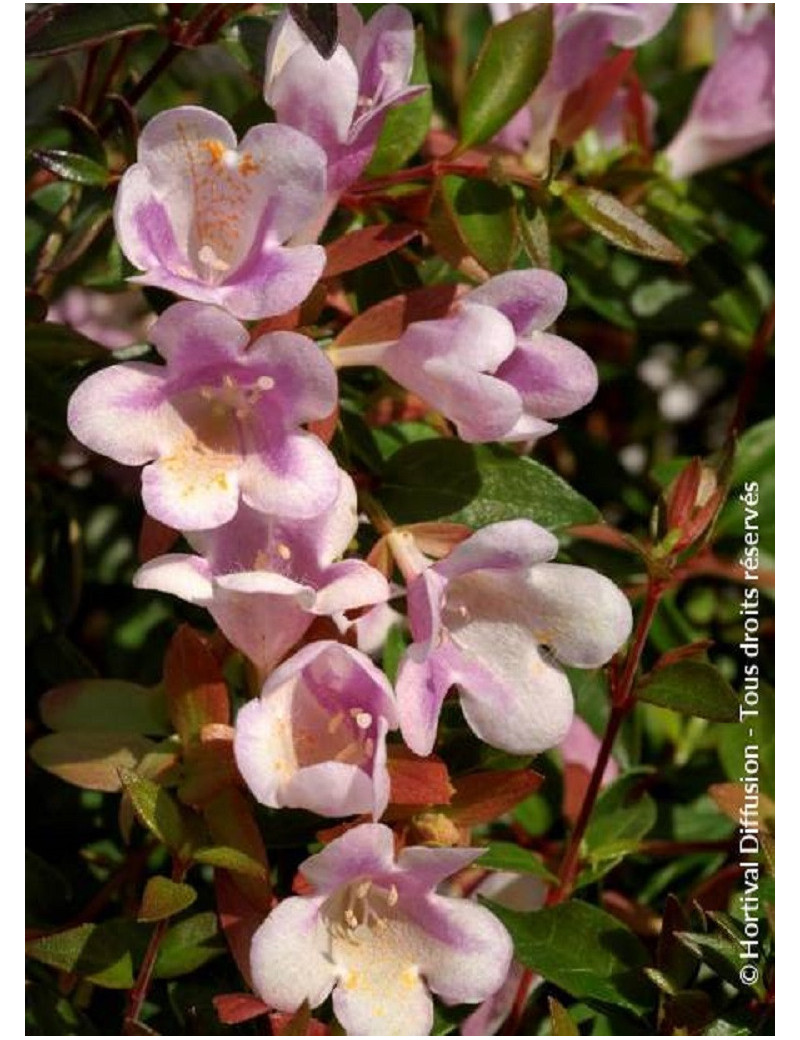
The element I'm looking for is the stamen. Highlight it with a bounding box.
[276,542,292,560]
[328,711,345,735]
[256,375,275,391]
[356,880,372,899]
[351,708,373,730]
[387,884,399,907]
[198,244,231,273]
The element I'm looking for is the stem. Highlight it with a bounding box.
[77,47,99,113]
[123,860,186,1032]
[502,575,665,1034]
[90,37,133,118]
[387,529,429,581]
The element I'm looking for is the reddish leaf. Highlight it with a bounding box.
[215,869,268,990]
[179,724,239,807]
[708,782,774,828]
[323,223,419,278]
[334,284,459,348]
[562,762,591,826]
[401,522,472,559]
[138,515,178,564]
[307,400,340,446]
[653,641,714,670]
[387,747,454,806]
[164,625,229,744]
[213,993,269,1026]
[205,787,271,911]
[447,770,542,826]
[29,732,157,792]
[557,49,635,147]
[271,1010,328,1035]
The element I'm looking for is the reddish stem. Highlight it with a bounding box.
[503,575,666,1033]
[123,860,187,1032]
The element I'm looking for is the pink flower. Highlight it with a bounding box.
[393,521,632,756]
[234,642,398,819]
[665,5,774,178]
[458,871,546,1036]
[67,302,340,530]
[490,4,675,167]
[264,4,425,198]
[250,824,513,1035]
[335,270,597,443]
[114,106,327,318]
[134,471,389,674]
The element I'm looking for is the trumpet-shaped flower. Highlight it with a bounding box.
[68,302,340,530]
[134,470,389,673]
[250,823,513,1035]
[394,520,632,756]
[665,5,774,178]
[234,642,398,819]
[264,4,424,202]
[336,270,597,443]
[490,4,675,166]
[114,106,327,318]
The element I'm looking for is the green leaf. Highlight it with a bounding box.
[584,773,657,863]
[380,441,600,529]
[40,679,170,735]
[720,684,774,799]
[637,661,739,722]
[138,877,197,923]
[715,418,774,558]
[26,921,146,988]
[26,322,110,364]
[26,4,158,57]
[489,900,656,1014]
[192,845,268,879]
[436,175,519,274]
[367,25,432,175]
[561,187,685,262]
[30,732,157,792]
[119,770,197,855]
[32,149,109,187]
[459,5,553,149]
[154,912,225,979]
[475,841,556,881]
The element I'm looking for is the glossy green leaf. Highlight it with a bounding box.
[720,684,774,798]
[380,441,600,529]
[26,921,146,988]
[459,5,553,149]
[26,322,110,364]
[26,4,159,57]
[30,732,157,792]
[584,773,657,863]
[637,661,739,722]
[561,187,685,262]
[476,841,556,881]
[119,769,197,855]
[192,845,268,879]
[40,679,170,735]
[488,900,656,1014]
[154,912,225,979]
[437,175,519,274]
[32,149,109,187]
[138,876,197,923]
[367,25,432,175]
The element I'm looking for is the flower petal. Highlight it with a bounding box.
[300,822,397,892]
[133,553,214,604]
[523,562,633,667]
[250,896,335,1011]
[466,270,568,335]
[234,686,297,807]
[241,429,340,519]
[396,640,461,756]
[148,301,249,370]
[436,519,558,580]
[141,448,241,530]
[413,895,513,1005]
[283,761,376,817]
[495,332,598,420]
[67,362,183,466]
[248,331,338,428]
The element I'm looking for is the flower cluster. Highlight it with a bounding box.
[62,3,771,1035]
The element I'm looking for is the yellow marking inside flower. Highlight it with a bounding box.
[238,152,261,176]
[200,138,226,165]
